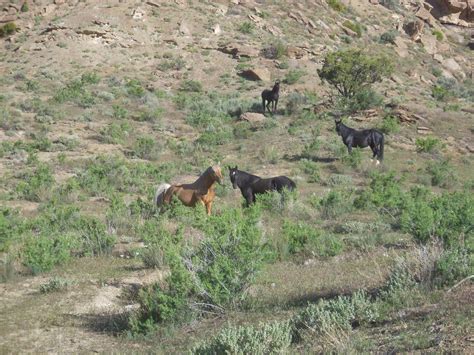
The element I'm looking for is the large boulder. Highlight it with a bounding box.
[428,0,474,27]
[239,68,271,81]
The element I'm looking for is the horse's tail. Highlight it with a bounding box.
[273,177,296,192]
[378,132,384,161]
[155,183,171,207]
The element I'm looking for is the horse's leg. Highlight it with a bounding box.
[266,101,271,113]
[262,98,266,113]
[205,201,212,216]
[243,189,254,207]
[274,98,278,113]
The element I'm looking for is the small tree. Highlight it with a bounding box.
[318,49,393,99]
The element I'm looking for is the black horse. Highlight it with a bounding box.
[261,81,280,114]
[228,166,296,206]
[335,119,384,164]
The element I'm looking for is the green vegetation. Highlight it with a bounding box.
[283,69,305,85]
[432,30,443,41]
[193,321,292,354]
[415,136,443,153]
[0,23,17,37]
[343,21,363,37]
[327,0,347,12]
[238,21,255,34]
[39,277,74,293]
[380,30,398,44]
[318,49,393,99]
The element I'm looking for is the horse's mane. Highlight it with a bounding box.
[237,169,261,180]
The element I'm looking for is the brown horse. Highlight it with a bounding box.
[156,166,223,215]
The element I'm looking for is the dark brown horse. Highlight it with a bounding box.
[261,80,280,114]
[228,166,296,206]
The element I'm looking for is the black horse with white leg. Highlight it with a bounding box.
[335,119,384,164]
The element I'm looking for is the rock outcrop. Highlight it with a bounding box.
[427,0,474,27]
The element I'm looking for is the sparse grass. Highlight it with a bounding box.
[327,0,347,12]
[40,277,75,293]
[238,21,255,34]
[0,23,17,37]
[416,136,443,153]
[283,69,305,85]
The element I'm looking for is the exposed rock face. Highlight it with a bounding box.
[239,68,271,81]
[426,0,474,26]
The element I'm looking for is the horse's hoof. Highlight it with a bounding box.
[376,160,380,166]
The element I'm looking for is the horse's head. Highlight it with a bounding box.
[335,119,342,136]
[228,165,239,189]
[211,165,224,185]
[273,80,280,92]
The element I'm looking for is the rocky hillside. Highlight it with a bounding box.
[1,0,473,353]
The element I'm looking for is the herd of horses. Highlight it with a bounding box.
[155,82,385,215]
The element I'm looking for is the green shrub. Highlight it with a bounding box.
[283,69,305,85]
[434,248,472,287]
[378,114,400,134]
[192,321,292,355]
[21,3,29,12]
[343,21,363,37]
[77,217,115,256]
[341,147,363,168]
[179,80,203,92]
[293,290,377,340]
[131,136,161,160]
[318,49,393,99]
[432,30,443,41]
[285,92,308,115]
[400,190,474,247]
[135,108,164,123]
[283,221,321,255]
[0,208,24,252]
[112,105,128,119]
[318,189,354,218]
[337,88,384,112]
[325,174,353,187]
[81,72,100,85]
[379,30,397,44]
[40,277,74,293]
[425,158,456,187]
[432,67,443,77]
[432,85,451,101]
[353,172,405,211]
[190,207,267,306]
[415,136,443,153]
[327,0,347,12]
[196,127,233,148]
[157,57,186,71]
[300,159,321,183]
[15,163,55,202]
[100,121,132,144]
[22,232,77,273]
[378,258,417,309]
[261,41,288,59]
[0,22,17,37]
[238,21,255,34]
[126,79,145,97]
[130,254,194,333]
